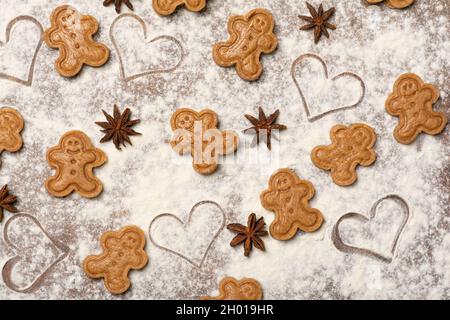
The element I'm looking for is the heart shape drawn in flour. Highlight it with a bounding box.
[0,16,43,86]
[110,13,185,82]
[291,53,366,122]
[2,213,70,293]
[332,195,410,263]
[148,201,226,269]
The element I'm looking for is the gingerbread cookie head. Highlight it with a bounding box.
[213,8,278,81]
[43,5,110,77]
[170,108,238,175]
[260,169,324,241]
[311,124,377,186]
[45,130,107,198]
[200,277,263,300]
[152,0,207,16]
[0,107,24,154]
[83,226,148,295]
[385,73,447,144]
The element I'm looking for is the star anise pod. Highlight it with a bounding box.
[103,0,134,14]
[227,213,268,257]
[0,185,18,222]
[95,104,141,150]
[299,2,336,43]
[243,107,287,150]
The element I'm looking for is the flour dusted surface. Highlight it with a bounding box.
[0,0,448,299]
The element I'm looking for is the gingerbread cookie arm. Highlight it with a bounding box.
[260,190,278,211]
[310,145,334,170]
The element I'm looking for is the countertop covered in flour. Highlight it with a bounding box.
[0,0,448,299]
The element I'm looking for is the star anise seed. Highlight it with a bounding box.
[243,107,287,150]
[95,104,141,150]
[0,185,18,222]
[227,213,268,257]
[103,0,134,14]
[299,2,336,44]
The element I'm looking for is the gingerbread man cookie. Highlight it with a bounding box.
[200,277,263,300]
[170,108,238,175]
[367,0,414,9]
[43,5,110,77]
[0,107,24,161]
[213,8,278,81]
[152,0,207,16]
[311,124,377,186]
[385,73,447,145]
[45,130,107,198]
[260,169,324,241]
[83,226,148,295]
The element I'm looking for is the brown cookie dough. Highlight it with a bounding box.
[45,130,107,198]
[311,124,377,186]
[385,73,447,144]
[152,0,207,16]
[213,8,278,81]
[200,277,263,300]
[260,168,324,240]
[170,108,238,175]
[83,226,148,295]
[43,5,109,77]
